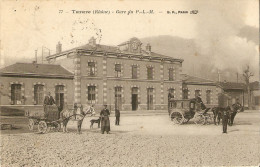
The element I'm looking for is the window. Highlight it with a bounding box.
[147,88,154,110]
[115,64,122,77]
[195,90,201,98]
[34,84,44,105]
[88,86,96,104]
[55,85,64,108]
[168,88,175,99]
[147,67,153,80]
[115,87,122,110]
[206,90,211,104]
[88,62,96,76]
[183,89,189,99]
[132,65,138,79]
[169,68,174,81]
[11,84,22,105]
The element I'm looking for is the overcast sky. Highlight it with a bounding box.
[1,0,259,80]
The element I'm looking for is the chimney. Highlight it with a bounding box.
[56,42,62,54]
[89,37,96,47]
[35,50,37,63]
[146,43,151,52]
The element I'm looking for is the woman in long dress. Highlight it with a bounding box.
[100,105,110,134]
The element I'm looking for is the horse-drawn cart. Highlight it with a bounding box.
[168,99,208,125]
[26,105,62,133]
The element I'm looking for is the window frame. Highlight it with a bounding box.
[147,67,153,80]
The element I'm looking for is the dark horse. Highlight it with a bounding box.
[212,103,243,126]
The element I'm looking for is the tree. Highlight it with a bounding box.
[243,65,254,109]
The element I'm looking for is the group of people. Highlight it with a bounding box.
[43,92,121,134]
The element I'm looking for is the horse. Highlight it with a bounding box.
[60,104,95,133]
[212,103,243,126]
[228,103,243,126]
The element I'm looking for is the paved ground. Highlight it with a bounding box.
[1,110,260,166]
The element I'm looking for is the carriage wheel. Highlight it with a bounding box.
[194,114,206,125]
[38,121,48,133]
[28,119,34,131]
[171,112,184,125]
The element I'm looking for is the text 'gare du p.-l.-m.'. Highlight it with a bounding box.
[0,37,250,111]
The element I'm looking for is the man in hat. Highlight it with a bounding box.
[222,108,229,133]
[115,108,120,125]
[44,92,55,105]
[100,104,110,134]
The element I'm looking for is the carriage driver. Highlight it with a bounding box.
[196,94,210,114]
[44,92,55,106]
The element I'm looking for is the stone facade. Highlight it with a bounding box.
[47,37,184,111]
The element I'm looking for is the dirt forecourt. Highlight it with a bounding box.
[1,110,260,166]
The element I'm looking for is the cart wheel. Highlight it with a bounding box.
[38,121,48,133]
[28,119,34,131]
[194,114,206,125]
[171,112,184,125]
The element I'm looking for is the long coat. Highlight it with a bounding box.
[100,108,110,132]
[44,96,55,105]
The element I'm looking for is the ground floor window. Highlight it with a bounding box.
[147,88,154,110]
[55,85,64,109]
[115,87,122,110]
[11,84,22,105]
[88,86,96,104]
[34,84,44,105]
[195,90,201,98]
[255,96,260,105]
[183,89,188,99]
[206,90,211,104]
[132,87,138,110]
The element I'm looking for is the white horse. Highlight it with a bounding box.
[60,104,95,133]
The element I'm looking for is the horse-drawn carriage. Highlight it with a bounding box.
[26,105,62,133]
[26,104,95,133]
[168,98,213,125]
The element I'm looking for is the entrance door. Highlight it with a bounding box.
[147,88,153,110]
[132,87,138,111]
[115,87,122,110]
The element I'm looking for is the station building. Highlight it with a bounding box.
[0,37,222,111]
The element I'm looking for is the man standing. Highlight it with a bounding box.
[222,108,229,133]
[44,92,55,105]
[100,105,110,134]
[115,108,120,125]
[43,92,55,115]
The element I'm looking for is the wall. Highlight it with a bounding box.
[0,76,74,107]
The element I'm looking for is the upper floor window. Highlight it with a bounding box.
[206,90,211,104]
[147,67,153,80]
[11,84,22,105]
[115,64,122,77]
[88,86,96,104]
[88,62,96,76]
[169,68,174,81]
[34,84,44,105]
[132,65,138,79]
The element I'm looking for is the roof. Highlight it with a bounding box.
[181,74,216,85]
[218,82,246,90]
[0,63,73,78]
[250,81,260,90]
[47,37,183,63]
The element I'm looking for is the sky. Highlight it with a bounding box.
[0,0,259,80]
